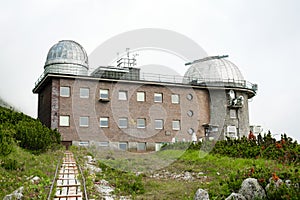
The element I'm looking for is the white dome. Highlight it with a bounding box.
[44,40,88,76]
[183,56,244,83]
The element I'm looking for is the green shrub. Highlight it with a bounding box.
[0,124,15,157]
[96,161,145,195]
[0,106,61,153]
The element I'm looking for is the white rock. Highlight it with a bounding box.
[238,178,266,200]
[225,193,246,200]
[3,186,24,200]
[30,176,40,184]
[194,188,209,200]
[285,179,291,187]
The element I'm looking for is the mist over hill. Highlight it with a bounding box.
[0,97,11,109]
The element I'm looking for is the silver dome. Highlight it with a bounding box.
[183,56,244,83]
[44,40,88,76]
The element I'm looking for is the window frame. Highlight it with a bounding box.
[154,119,164,130]
[118,117,128,128]
[119,142,128,151]
[137,142,146,151]
[79,116,89,127]
[137,118,146,128]
[154,93,163,103]
[100,117,109,128]
[80,88,89,98]
[60,86,70,97]
[59,115,70,127]
[172,120,180,130]
[229,109,237,119]
[137,91,145,102]
[99,89,109,100]
[118,90,128,101]
[171,94,180,104]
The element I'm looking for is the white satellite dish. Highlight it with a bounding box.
[239,95,244,105]
[229,90,235,99]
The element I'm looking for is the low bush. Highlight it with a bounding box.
[96,161,145,195]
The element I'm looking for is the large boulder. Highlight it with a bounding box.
[3,186,24,200]
[238,178,266,200]
[194,188,209,200]
[225,193,246,200]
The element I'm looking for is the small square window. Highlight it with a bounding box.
[155,119,163,129]
[100,89,109,99]
[230,109,237,119]
[137,92,145,102]
[60,86,70,97]
[100,117,109,127]
[119,118,128,128]
[137,142,146,151]
[80,88,89,98]
[137,118,146,128]
[59,115,70,126]
[172,120,180,130]
[79,116,89,127]
[171,94,179,104]
[119,91,128,100]
[119,142,128,150]
[154,93,163,102]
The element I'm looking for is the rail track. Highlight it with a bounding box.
[48,151,88,200]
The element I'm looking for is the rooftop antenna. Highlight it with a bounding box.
[117,48,139,68]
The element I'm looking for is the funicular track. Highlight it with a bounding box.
[48,151,88,200]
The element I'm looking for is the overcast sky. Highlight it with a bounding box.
[0,0,299,141]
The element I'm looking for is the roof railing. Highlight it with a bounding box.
[35,70,257,93]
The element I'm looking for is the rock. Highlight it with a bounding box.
[285,179,291,187]
[225,193,246,200]
[183,172,194,181]
[30,176,40,184]
[3,186,24,200]
[86,163,102,173]
[194,188,209,200]
[238,178,266,200]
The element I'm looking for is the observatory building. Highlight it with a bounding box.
[33,40,257,150]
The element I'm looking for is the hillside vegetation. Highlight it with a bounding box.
[0,106,63,199]
[73,133,300,199]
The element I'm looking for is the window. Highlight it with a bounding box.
[60,86,70,97]
[137,142,146,151]
[172,120,180,130]
[154,93,163,102]
[186,93,193,101]
[100,117,109,127]
[171,94,179,104]
[118,91,128,100]
[187,110,194,117]
[155,119,163,129]
[79,116,89,127]
[98,142,109,147]
[59,116,70,126]
[227,125,237,138]
[137,118,146,128]
[230,109,237,119]
[119,142,128,150]
[187,128,194,135]
[137,92,145,102]
[118,118,128,128]
[80,88,89,98]
[99,89,109,99]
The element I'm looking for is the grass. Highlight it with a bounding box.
[75,146,299,199]
[0,146,64,199]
